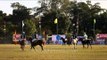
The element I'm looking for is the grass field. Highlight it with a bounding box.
[0,44,107,60]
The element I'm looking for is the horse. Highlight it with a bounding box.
[60,37,71,45]
[60,37,67,45]
[28,37,44,51]
[72,38,78,49]
[18,38,26,51]
[79,38,92,48]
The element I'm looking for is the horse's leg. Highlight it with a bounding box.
[30,46,32,49]
[21,45,25,51]
[64,41,67,45]
[30,45,33,49]
[89,42,92,49]
[31,45,35,50]
[39,44,44,51]
[83,44,85,48]
[32,46,35,50]
[90,44,92,49]
[73,43,75,49]
[67,41,71,46]
[73,44,75,49]
[23,45,25,50]
[87,44,89,48]
[74,44,76,49]
[20,45,23,50]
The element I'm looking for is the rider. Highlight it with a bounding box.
[83,32,88,40]
[32,32,43,41]
[19,35,26,51]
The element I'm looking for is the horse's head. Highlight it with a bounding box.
[61,37,65,41]
[61,37,64,40]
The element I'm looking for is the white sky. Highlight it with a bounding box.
[0,0,40,15]
[0,0,107,15]
[77,0,107,9]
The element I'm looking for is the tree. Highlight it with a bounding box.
[0,11,7,36]
[97,10,107,33]
[66,0,104,38]
[11,2,31,34]
[24,19,36,37]
[11,2,31,23]
[33,0,71,34]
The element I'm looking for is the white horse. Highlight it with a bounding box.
[72,38,78,49]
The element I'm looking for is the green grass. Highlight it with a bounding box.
[0,44,107,60]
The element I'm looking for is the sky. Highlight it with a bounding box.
[0,0,40,15]
[0,0,107,15]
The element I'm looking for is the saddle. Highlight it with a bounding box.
[32,39,37,42]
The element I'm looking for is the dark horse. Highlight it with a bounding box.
[60,37,67,45]
[28,37,44,50]
[60,37,71,45]
[79,38,92,48]
[18,39,26,51]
